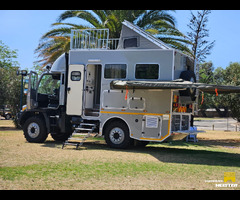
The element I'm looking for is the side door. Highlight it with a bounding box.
[66,64,85,115]
[27,71,38,110]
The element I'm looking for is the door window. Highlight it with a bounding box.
[71,71,81,81]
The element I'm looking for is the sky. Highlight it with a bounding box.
[0,10,240,71]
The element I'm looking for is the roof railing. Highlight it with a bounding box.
[70,29,119,50]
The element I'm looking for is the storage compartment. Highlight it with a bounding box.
[141,115,162,138]
[171,113,190,132]
[129,97,145,110]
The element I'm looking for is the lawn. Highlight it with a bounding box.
[0,120,240,190]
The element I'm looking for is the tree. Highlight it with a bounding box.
[198,62,240,120]
[224,62,240,122]
[35,10,191,67]
[0,40,22,126]
[198,62,215,117]
[187,10,215,65]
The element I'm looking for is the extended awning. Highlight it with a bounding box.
[110,79,240,94]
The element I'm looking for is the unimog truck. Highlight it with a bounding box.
[17,20,240,148]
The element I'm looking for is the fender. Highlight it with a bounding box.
[101,116,131,137]
[18,110,50,133]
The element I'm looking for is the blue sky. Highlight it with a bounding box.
[0,10,240,70]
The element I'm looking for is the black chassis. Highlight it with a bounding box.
[17,106,69,134]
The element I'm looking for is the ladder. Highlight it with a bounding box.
[62,123,97,149]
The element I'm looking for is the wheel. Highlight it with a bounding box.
[104,120,131,149]
[51,116,73,141]
[23,117,48,143]
[179,70,197,101]
[5,114,11,120]
[51,131,72,142]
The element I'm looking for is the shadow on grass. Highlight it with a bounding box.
[41,138,240,168]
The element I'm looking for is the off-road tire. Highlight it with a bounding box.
[104,120,131,149]
[51,132,72,142]
[23,116,48,143]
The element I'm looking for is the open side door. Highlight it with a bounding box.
[27,71,38,110]
[66,64,85,115]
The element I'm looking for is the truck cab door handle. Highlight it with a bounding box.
[67,87,71,92]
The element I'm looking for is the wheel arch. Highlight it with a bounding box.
[19,111,49,132]
[102,116,131,136]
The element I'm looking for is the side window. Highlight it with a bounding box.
[38,74,60,95]
[104,64,127,79]
[71,71,81,81]
[135,64,159,79]
[123,37,138,48]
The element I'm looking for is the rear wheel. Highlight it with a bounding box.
[104,120,131,149]
[23,117,48,143]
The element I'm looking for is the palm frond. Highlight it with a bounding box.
[36,10,192,67]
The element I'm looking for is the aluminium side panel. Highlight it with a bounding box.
[100,89,172,142]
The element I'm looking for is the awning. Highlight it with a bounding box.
[110,79,240,94]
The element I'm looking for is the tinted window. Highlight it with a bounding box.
[104,64,127,79]
[71,71,81,81]
[135,64,159,79]
[124,37,138,48]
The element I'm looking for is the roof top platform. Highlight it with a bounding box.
[70,28,119,50]
[70,20,173,51]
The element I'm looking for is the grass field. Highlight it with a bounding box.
[0,119,240,190]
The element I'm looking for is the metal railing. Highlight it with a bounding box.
[70,29,119,50]
[99,38,119,50]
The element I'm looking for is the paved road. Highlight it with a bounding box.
[194,118,240,131]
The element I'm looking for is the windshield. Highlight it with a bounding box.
[38,74,60,95]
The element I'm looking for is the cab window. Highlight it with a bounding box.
[38,74,60,95]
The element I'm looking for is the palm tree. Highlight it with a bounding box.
[35,10,191,67]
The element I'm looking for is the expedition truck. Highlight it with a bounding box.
[17,21,240,149]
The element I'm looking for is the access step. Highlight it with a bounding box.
[62,122,98,149]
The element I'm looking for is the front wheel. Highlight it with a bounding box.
[104,120,131,149]
[23,117,48,143]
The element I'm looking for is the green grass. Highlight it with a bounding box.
[1,120,240,189]
[1,156,239,190]
[1,141,240,185]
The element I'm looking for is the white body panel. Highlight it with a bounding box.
[66,64,85,115]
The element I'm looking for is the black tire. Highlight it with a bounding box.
[104,120,131,149]
[5,114,11,120]
[23,116,48,143]
[179,70,197,101]
[51,131,72,142]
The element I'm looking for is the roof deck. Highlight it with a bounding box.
[70,28,119,50]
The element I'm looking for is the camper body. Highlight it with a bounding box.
[18,21,198,148]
